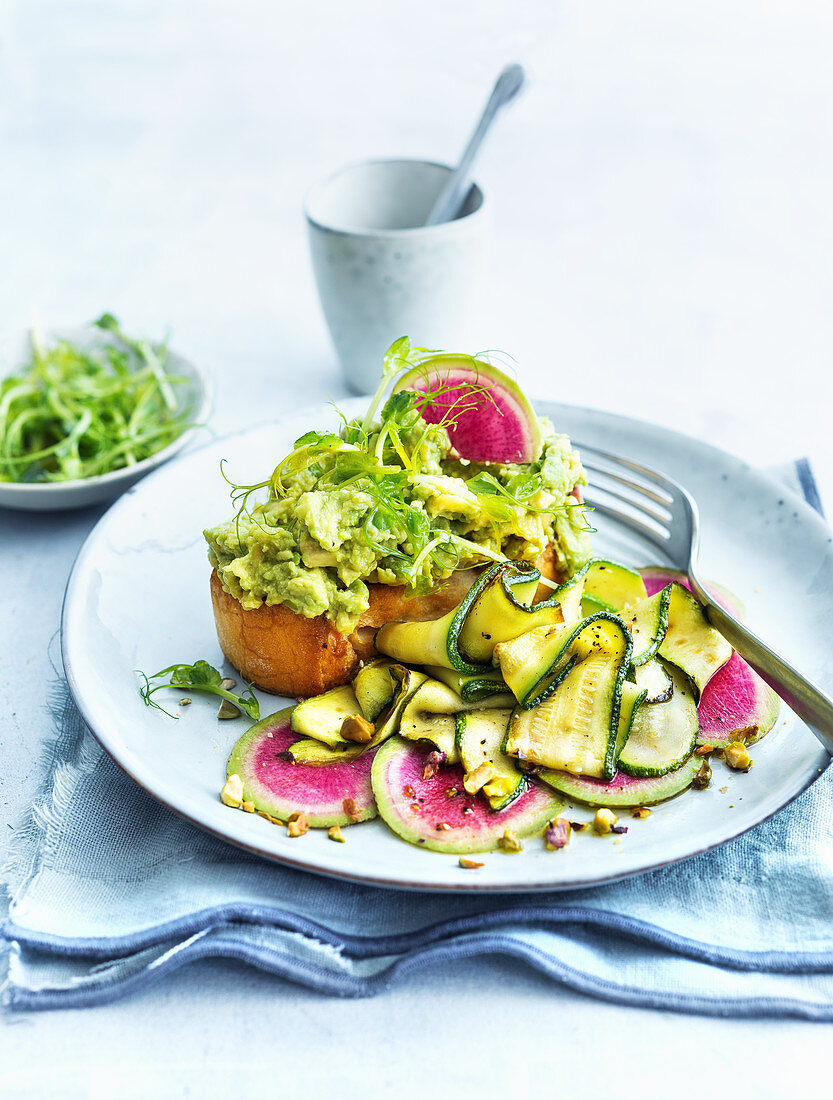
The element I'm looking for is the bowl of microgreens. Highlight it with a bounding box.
[0,314,210,511]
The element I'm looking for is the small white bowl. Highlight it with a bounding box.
[0,326,211,512]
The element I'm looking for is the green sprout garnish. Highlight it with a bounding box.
[138,660,260,720]
[0,314,197,483]
[217,339,590,592]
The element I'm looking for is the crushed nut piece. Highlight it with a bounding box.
[463,761,496,795]
[445,787,459,799]
[422,749,447,781]
[217,698,242,720]
[724,741,752,771]
[179,697,192,706]
[592,808,618,835]
[220,677,237,691]
[458,858,484,869]
[544,818,571,850]
[257,810,284,826]
[287,812,309,837]
[340,712,375,744]
[695,744,714,756]
[692,758,712,789]
[631,806,652,819]
[220,774,244,808]
[435,822,451,832]
[328,826,345,843]
[241,800,255,813]
[569,821,588,832]
[342,797,362,821]
[483,775,516,802]
[611,824,628,835]
[734,725,759,739]
[498,830,522,853]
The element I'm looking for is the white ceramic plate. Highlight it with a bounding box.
[61,399,832,892]
[0,326,211,512]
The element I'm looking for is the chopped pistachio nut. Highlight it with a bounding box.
[724,741,752,771]
[458,857,484,869]
[463,761,496,795]
[179,697,192,706]
[257,810,283,826]
[328,825,345,843]
[483,775,517,802]
[217,698,242,720]
[241,800,255,814]
[220,678,237,691]
[695,744,714,756]
[340,712,375,744]
[220,774,244,808]
[592,808,618,835]
[287,812,309,837]
[544,818,571,850]
[422,749,447,781]
[692,758,712,789]
[498,830,522,854]
[342,797,362,821]
[569,821,588,832]
[631,806,652,819]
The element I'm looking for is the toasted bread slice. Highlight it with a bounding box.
[210,568,480,697]
[209,547,561,698]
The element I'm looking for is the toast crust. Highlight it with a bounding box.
[209,546,562,697]
[210,568,480,697]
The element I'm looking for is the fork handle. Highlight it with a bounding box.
[689,575,833,757]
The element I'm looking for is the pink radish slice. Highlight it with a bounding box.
[226,707,377,827]
[639,568,779,745]
[395,355,542,464]
[371,737,562,853]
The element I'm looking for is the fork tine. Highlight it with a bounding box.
[588,500,671,545]
[573,441,677,498]
[584,477,672,527]
[582,461,673,510]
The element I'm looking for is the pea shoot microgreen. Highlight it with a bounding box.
[138,661,260,720]
[0,314,195,484]
[216,339,589,591]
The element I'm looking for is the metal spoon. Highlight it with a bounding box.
[425,63,526,226]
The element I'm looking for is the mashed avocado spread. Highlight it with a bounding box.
[205,393,592,635]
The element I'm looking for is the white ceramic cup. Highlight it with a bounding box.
[305,159,488,393]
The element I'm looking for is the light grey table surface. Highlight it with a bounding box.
[1,2,832,1096]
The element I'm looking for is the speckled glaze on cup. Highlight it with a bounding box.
[305,159,487,393]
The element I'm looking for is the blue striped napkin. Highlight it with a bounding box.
[3,461,831,1016]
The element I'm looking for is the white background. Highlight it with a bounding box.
[1,1,832,1096]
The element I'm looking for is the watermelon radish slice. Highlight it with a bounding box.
[640,568,779,746]
[226,707,377,828]
[540,757,701,808]
[695,654,781,747]
[371,737,563,853]
[394,354,542,464]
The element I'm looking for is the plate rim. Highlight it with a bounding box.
[60,398,832,893]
